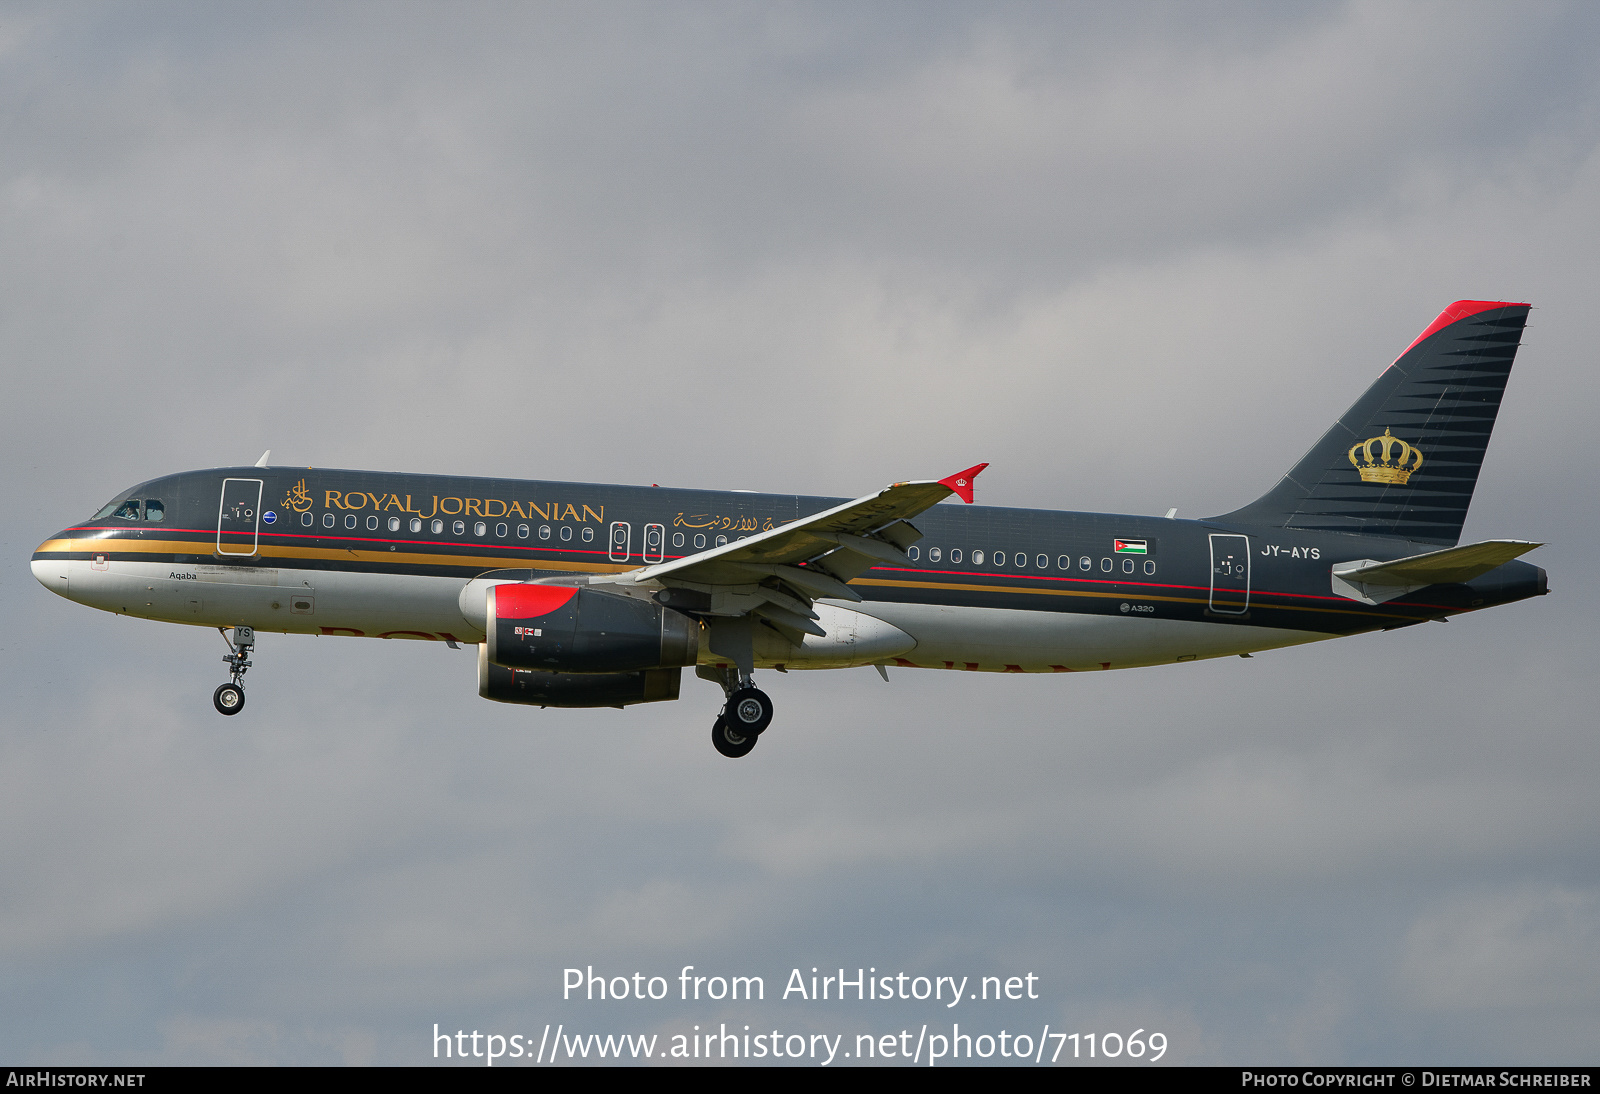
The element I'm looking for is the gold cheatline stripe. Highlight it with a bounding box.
[34,538,629,576]
[39,540,1407,622]
[853,577,1410,622]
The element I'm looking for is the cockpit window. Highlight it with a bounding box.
[91,487,165,522]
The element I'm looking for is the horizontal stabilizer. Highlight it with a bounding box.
[1331,539,1542,605]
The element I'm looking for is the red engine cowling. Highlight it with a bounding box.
[485,584,699,673]
[478,643,681,708]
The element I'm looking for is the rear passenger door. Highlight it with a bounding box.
[1208,534,1250,614]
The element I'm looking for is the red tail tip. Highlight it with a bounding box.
[939,463,989,503]
[1397,299,1531,361]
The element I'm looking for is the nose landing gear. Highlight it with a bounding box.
[213,625,254,716]
[700,666,774,758]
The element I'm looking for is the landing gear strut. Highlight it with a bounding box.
[699,666,774,758]
[214,625,254,716]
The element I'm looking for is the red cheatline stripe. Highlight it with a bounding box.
[62,524,638,558]
[867,564,1452,609]
[53,532,1463,613]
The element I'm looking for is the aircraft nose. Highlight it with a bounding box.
[32,540,72,597]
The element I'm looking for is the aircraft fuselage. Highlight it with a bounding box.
[32,465,1545,675]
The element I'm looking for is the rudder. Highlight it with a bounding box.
[1214,300,1530,546]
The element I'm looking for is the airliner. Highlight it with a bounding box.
[32,301,1546,757]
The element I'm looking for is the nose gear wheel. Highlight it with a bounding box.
[213,683,245,715]
[214,625,255,717]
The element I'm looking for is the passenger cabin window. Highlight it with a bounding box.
[431,519,444,534]
[581,527,594,543]
[302,512,313,527]
[517,524,528,538]
[344,514,357,530]
[928,548,941,562]
[1145,560,1156,575]
[367,515,379,531]
[560,526,572,541]
[539,525,551,539]
[950,549,962,564]
[410,518,422,533]
[992,551,1004,566]
[388,517,401,532]
[143,500,165,522]
[324,513,336,528]
[496,523,507,537]
[453,520,466,535]
[694,534,706,549]
[972,550,984,565]
[673,532,684,548]
[1100,558,1112,572]
[1037,554,1049,569]
[1122,557,1134,573]
[907,545,919,561]
[1058,555,1070,570]
[715,535,727,547]
[1080,556,1091,570]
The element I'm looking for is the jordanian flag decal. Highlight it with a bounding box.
[1114,539,1148,554]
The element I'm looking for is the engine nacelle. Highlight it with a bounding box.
[478,643,681,708]
[485,583,699,673]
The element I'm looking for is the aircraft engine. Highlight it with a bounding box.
[478,643,682,708]
[485,583,699,674]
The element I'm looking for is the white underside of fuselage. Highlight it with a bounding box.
[33,558,1329,674]
[32,558,478,642]
[843,600,1326,671]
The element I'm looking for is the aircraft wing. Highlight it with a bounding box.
[1331,539,1542,605]
[607,465,985,658]
[636,463,986,596]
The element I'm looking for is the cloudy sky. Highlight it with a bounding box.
[4,0,1598,1065]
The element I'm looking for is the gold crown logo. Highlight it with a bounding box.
[1348,429,1423,485]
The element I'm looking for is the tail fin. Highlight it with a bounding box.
[1213,300,1530,546]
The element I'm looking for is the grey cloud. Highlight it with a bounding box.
[1398,887,1600,1011]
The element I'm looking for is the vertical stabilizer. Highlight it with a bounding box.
[1213,301,1530,545]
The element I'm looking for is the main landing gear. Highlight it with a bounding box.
[213,625,254,716]
[702,667,774,759]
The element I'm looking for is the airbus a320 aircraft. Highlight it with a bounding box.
[33,301,1546,757]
